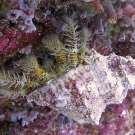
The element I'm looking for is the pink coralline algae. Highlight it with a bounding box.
[0,37,9,52]
[91,90,135,135]
[0,27,37,62]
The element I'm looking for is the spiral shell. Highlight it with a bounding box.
[27,49,135,125]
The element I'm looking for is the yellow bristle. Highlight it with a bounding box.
[36,68,49,79]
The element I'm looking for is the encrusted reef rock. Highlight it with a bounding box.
[27,49,135,125]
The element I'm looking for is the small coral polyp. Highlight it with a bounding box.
[94,14,104,34]
[93,0,104,14]
[7,9,36,33]
[105,0,117,24]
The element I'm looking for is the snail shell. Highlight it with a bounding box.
[27,49,135,125]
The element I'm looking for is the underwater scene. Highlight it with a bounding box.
[0,0,135,134]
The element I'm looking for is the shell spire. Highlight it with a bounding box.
[27,49,135,125]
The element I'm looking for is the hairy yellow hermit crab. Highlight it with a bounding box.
[0,17,91,98]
